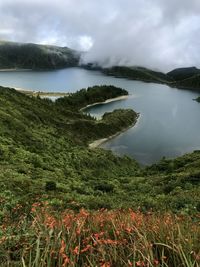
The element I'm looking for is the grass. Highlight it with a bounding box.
[0,203,199,266]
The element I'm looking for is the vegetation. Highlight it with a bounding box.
[18,90,69,97]
[103,66,173,84]
[0,41,79,69]
[86,64,200,90]
[0,84,199,266]
[175,75,200,90]
[56,85,128,110]
[195,96,200,102]
[167,66,200,90]
[0,205,199,266]
[167,67,200,81]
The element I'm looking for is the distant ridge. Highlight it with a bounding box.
[167,67,200,81]
[0,41,80,69]
[1,41,200,90]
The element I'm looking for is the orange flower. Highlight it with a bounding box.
[115,230,120,236]
[31,207,36,213]
[154,259,159,265]
[136,261,145,266]
[62,255,70,267]
[60,240,66,255]
[125,227,133,233]
[81,244,92,253]
[76,228,81,235]
[73,245,79,255]
[128,259,133,266]
[101,262,111,267]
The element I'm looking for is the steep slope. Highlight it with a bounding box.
[0,85,199,214]
[167,67,200,81]
[0,41,80,69]
[85,63,200,90]
[0,86,199,267]
[103,66,174,83]
[167,66,200,90]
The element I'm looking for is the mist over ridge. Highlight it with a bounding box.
[0,0,200,71]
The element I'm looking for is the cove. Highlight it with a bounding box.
[0,67,200,165]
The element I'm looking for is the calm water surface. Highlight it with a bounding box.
[0,67,200,165]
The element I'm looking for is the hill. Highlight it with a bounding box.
[103,66,174,84]
[0,85,199,266]
[167,67,200,81]
[0,85,199,213]
[84,63,200,91]
[0,41,80,69]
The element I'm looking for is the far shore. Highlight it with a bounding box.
[0,68,32,72]
[89,113,140,149]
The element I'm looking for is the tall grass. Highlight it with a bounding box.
[0,202,199,266]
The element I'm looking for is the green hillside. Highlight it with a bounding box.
[0,85,199,215]
[85,64,200,90]
[0,41,79,69]
[0,85,199,266]
[167,67,200,81]
[175,74,200,90]
[103,66,174,84]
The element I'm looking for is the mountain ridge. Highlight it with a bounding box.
[1,41,200,91]
[0,40,80,69]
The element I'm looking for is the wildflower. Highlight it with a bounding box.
[73,245,79,255]
[76,228,81,235]
[79,208,89,217]
[100,262,111,267]
[62,255,70,267]
[154,259,159,265]
[115,230,120,236]
[129,209,137,221]
[31,207,36,213]
[128,259,133,266]
[60,239,66,255]
[81,244,92,253]
[136,261,145,266]
[125,227,133,233]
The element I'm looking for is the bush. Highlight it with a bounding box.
[45,181,57,191]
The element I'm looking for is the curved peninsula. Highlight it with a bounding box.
[54,85,138,144]
[0,84,199,213]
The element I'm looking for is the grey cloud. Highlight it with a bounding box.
[0,0,200,71]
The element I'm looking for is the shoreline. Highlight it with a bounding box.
[12,84,139,149]
[80,95,129,112]
[0,68,32,72]
[89,113,140,149]
[12,87,129,100]
[13,87,69,97]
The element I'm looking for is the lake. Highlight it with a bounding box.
[0,67,200,165]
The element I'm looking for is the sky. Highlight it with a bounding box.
[0,0,200,71]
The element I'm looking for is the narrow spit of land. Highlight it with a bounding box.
[14,87,70,97]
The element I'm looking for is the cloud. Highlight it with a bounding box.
[0,0,200,71]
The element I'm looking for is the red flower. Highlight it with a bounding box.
[154,259,159,265]
[73,245,79,255]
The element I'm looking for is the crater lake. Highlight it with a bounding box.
[1,67,200,165]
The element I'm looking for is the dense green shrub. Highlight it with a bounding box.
[45,181,57,191]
